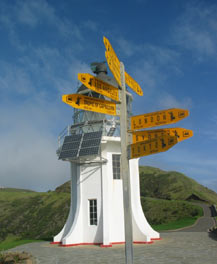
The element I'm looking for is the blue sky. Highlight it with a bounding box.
[0,0,216,192]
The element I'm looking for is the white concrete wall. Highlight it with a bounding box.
[79,163,103,243]
[101,137,125,244]
[54,135,159,246]
[130,159,160,241]
[53,162,78,243]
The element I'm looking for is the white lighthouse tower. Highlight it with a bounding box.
[53,62,160,247]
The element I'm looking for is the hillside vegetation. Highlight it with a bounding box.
[139,166,217,204]
[140,197,203,225]
[0,166,216,246]
[0,190,70,243]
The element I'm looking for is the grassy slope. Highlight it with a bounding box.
[141,197,203,225]
[0,188,35,193]
[0,190,70,243]
[139,166,217,204]
[1,165,217,249]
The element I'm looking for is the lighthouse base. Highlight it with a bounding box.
[53,137,160,246]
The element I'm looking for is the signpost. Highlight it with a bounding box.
[62,94,119,116]
[104,36,143,96]
[131,128,193,143]
[129,135,178,159]
[62,36,193,264]
[119,62,134,264]
[131,108,189,131]
[78,73,120,101]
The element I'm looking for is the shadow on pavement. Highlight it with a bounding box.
[208,230,217,241]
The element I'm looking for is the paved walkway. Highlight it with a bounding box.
[8,204,217,263]
[8,232,217,264]
[175,203,216,232]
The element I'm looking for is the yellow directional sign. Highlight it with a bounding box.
[78,73,120,102]
[105,50,121,86]
[131,108,189,131]
[62,94,118,116]
[125,72,143,96]
[103,36,143,96]
[129,135,178,159]
[132,128,193,143]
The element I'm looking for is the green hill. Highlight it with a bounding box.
[55,166,217,204]
[0,166,217,247]
[0,188,35,193]
[0,189,70,243]
[140,197,203,225]
[139,166,217,204]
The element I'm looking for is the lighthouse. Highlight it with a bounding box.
[53,62,160,247]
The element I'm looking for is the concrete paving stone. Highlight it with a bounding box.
[7,232,217,264]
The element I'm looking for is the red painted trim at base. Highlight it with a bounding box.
[100,244,112,248]
[111,241,154,245]
[55,240,156,247]
[111,242,125,245]
[134,241,153,244]
[60,243,101,247]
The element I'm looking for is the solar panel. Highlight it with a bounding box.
[59,149,78,159]
[58,131,103,160]
[79,131,102,157]
[58,134,82,160]
[83,131,102,140]
[81,138,101,148]
[79,147,99,156]
[61,141,80,151]
[64,134,82,143]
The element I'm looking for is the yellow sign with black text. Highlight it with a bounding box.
[131,108,189,131]
[62,94,118,116]
[105,50,121,86]
[129,135,178,159]
[78,73,120,102]
[132,128,193,143]
[103,36,143,96]
[125,71,143,96]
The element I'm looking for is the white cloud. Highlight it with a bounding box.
[0,62,35,95]
[82,20,98,32]
[0,0,84,51]
[0,99,71,192]
[132,61,161,90]
[157,93,193,110]
[16,0,55,27]
[117,37,139,57]
[0,44,90,98]
[172,2,217,59]
[115,38,181,98]
[117,37,179,66]
[0,41,90,192]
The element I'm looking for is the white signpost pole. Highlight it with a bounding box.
[120,62,134,264]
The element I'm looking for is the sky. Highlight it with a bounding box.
[0,0,216,192]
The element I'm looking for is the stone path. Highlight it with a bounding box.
[175,203,215,232]
[7,204,217,263]
[8,232,217,264]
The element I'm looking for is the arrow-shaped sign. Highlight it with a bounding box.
[129,135,178,159]
[78,73,120,102]
[131,128,193,143]
[103,36,143,96]
[131,108,189,131]
[62,94,119,116]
